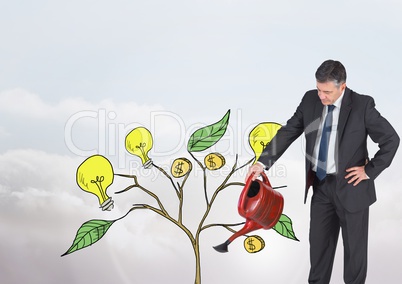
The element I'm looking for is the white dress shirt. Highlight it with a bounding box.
[312,91,344,174]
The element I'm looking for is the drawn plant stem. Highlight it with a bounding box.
[189,151,209,205]
[152,162,181,198]
[62,110,298,284]
[114,154,248,284]
[114,173,168,214]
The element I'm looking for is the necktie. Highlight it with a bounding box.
[316,105,335,180]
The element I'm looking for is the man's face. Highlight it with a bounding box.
[316,81,346,105]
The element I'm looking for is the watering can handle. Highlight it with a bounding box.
[260,172,272,188]
[239,171,273,211]
[246,171,272,188]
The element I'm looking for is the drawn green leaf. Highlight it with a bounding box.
[61,219,115,256]
[272,214,299,241]
[187,110,230,152]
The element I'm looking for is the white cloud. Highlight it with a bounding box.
[0,89,260,167]
[0,148,307,283]
[0,88,164,122]
[0,88,174,157]
[1,135,402,284]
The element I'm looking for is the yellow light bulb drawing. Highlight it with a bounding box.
[249,122,282,162]
[76,155,114,211]
[125,127,153,169]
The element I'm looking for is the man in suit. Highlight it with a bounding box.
[246,60,399,284]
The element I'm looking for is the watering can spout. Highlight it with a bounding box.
[213,219,263,253]
[213,240,231,253]
[213,172,284,253]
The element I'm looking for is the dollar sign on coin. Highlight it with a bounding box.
[204,152,225,170]
[171,158,192,178]
[247,238,256,252]
[175,162,184,176]
[244,235,265,253]
[208,155,216,168]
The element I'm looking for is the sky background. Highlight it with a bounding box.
[1,0,401,283]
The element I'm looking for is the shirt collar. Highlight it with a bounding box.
[332,89,345,109]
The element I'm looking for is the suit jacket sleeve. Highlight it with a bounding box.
[364,97,400,179]
[257,94,306,170]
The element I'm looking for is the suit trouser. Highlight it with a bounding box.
[308,175,369,284]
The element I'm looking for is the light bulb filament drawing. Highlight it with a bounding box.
[135,142,148,160]
[90,176,108,203]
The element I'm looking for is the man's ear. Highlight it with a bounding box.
[341,82,347,91]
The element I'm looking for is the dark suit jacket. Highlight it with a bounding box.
[258,87,399,213]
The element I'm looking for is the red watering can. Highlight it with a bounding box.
[213,172,284,252]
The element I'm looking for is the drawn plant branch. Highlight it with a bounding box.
[62,110,298,284]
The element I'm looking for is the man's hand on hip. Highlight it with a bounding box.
[345,165,369,186]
